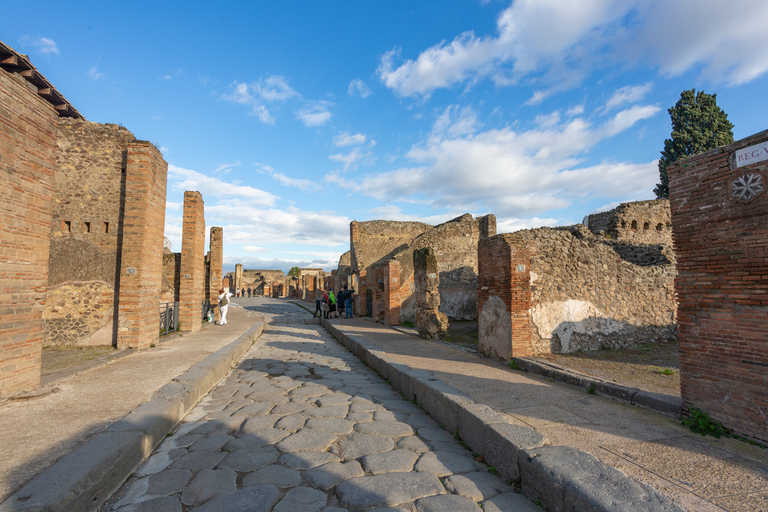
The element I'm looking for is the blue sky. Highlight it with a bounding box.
[5,1,768,273]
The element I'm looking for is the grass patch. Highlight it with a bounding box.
[508,359,521,370]
[654,367,675,375]
[401,320,415,328]
[587,382,596,394]
[683,408,729,438]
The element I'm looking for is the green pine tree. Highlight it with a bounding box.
[288,266,301,277]
[655,89,734,198]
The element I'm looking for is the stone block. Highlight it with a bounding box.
[456,403,508,454]
[485,422,546,483]
[632,391,682,419]
[175,367,216,401]
[594,381,636,404]
[105,398,184,449]
[412,376,474,434]
[519,446,684,512]
[0,431,146,512]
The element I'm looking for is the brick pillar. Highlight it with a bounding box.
[357,270,367,316]
[208,227,223,323]
[384,260,401,326]
[477,235,534,361]
[669,130,768,442]
[0,69,57,396]
[178,191,205,332]
[116,142,168,349]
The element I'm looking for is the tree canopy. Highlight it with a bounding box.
[655,89,734,198]
[288,266,301,277]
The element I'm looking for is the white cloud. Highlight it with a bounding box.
[296,101,333,127]
[242,246,269,253]
[167,164,277,206]
[333,132,367,147]
[378,0,768,98]
[496,216,561,233]
[215,162,241,174]
[19,35,59,55]
[348,78,372,98]
[331,101,659,217]
[256,163,314,190]
[329,148,372,172]
[87,66,105,80]
[604,83,653,111]
[221,76,299,124]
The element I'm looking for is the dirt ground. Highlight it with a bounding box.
[442,320,680,397]
[40,346,124,386]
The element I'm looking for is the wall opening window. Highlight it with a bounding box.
[62,220,71,232]
[103,221,110,234]
[656,223,663,232]
[83,222,91,233]
[631,220,638,230]
[643,222,650,230]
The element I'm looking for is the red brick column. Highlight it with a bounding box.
[477,235,534,361]
[208,227,223,323]
[116,142,168,349]
[669,129,768,442]
[357,270,367,316]
[178,191,205,332]
[0,69,57,396]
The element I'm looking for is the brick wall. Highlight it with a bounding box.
[0,69,57,396]
[669,129,768,442]
[208,227,223,323]
[115,142,167,349]
[178,191,205,332]
[477,235,534,361]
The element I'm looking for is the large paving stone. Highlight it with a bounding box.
[482,492,544,512]
[361,449,419,474]
[181,469,237,505]
[396,436,431,453]
[279,451,340,469]
[354,421,415,437]
[415,494,482,511]
[273,486,328,512]
[227,428,290,449]
[238,415,279,434]
[276,428,337,453]
[188,434,233,452]
[304,461,365,490]
[243,464,302,488]
[189,485,280,512]
[231,402,274,416]
[306,405,349,418]
[218,446,279,472]
[116,495,181,512]
[170,451,226,471]
[416,426,455,443]
[305,417,355,434]
[337,472,445,510]
[415,451,485,477]
[443,471,512,501]
[340,433,395,460]
[146,468,193,496]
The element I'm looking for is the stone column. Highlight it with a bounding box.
[414,248,448,339]
[116,142,168,349]
[384,260,401,327]
[234,264,243,295]
[178,191,205,332]
[208,227,223,323]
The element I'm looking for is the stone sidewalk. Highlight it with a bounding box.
[101,303,540,512]
[0,303,262,506]
[321,316,768,512]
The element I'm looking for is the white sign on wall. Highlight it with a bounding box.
[735,142,768,168]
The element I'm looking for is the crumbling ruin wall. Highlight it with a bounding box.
[0,67,57,395]
[584,199,672,245]
[162,248,180,303]
[350,220,431,271]
[393,214,496,323]
[44,119,136,347]
[478,225,676,358]
[669,129,768,443]
[414,248,448,339]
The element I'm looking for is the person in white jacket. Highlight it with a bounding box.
[217,288,233,325]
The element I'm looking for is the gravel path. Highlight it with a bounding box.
[102,301,538,512]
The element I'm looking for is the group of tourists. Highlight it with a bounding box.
[313,286,355,320]
[235,288,253,298]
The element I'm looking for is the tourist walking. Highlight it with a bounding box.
[337,288,346,318]
[329,288,337,318]
[217,288,233,325]
[313,296,322,318]
[345,290,354,318]
[321,291,330,319]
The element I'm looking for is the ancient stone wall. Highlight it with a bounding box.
[178,192,205,332]
[584,199,672,245]
[44,119,136,346]
[115,142,168,349]
[0,68,57,395]
[350,220,431,272]
[208,227,223,322]
[478,225,676,360]
[161,248,180,303]
[669,129,768,443]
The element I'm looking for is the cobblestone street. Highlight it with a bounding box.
[102,299,538,511]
